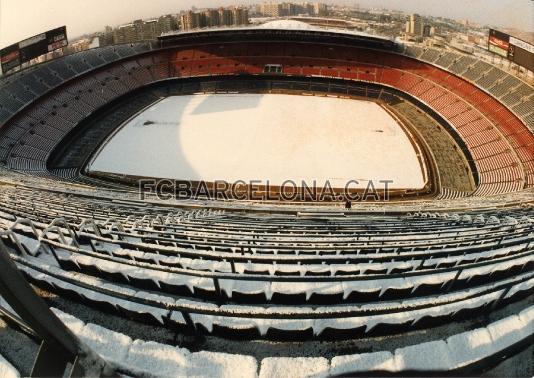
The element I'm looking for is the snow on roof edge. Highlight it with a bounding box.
[160,21,393,42]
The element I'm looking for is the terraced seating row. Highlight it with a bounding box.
[2,166,531,216]
[488,75,522,98]
[412,48,533,132]
[1,184,533,238]
[2,236,532,340]
[0,185,532,340]
[0,44,155,126]
[458,60,493,81]
[403,45,423,58]
[0,53,172,169]
[3,301,529,377]
[0,184,531,238]
[448,55,477,75]
[418,48,440,62]
[434,52,457,68]
[4,210,531,268]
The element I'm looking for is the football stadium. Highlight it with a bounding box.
[0,11,533,378]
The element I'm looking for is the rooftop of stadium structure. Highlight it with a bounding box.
[159,19,393,41]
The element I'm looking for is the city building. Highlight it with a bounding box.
[423,24,432,37]
[233,7,249,26]
[259,2,327,17]
[260,3,283,17]
[157,15,178,35]
[205,9,220,27]
[180,7,249,30]
[108,16,178,44]
[101,26,115,46]
[113,23,137,44]
[313,3,328,16]
[219,8,234,26]
[406,14,423,36]
[141,20,158,40]
[180,11,201,31]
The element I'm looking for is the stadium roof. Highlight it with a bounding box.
[259,20,316,31]
[160,19,392,41]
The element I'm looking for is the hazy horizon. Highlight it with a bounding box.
[1,0,533,49]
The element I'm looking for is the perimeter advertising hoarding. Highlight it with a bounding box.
[0,43,21,72]
[0,26,68,73]
[508,36,534,72]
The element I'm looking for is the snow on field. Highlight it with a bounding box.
[88,94,426,189]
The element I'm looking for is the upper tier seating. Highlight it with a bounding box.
[1,40,530,196]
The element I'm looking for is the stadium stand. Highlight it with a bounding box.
[0,40,532,195]
[0,24,532,376]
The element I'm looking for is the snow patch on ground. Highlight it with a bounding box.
[89,94,426,189]
[331,351,396,375]
[0,352,19,378]
[259,357,329,378]
[48,305,534,377]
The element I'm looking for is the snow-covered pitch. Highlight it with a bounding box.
[88,94,426,189]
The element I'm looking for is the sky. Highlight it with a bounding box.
[0,0,533,49]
